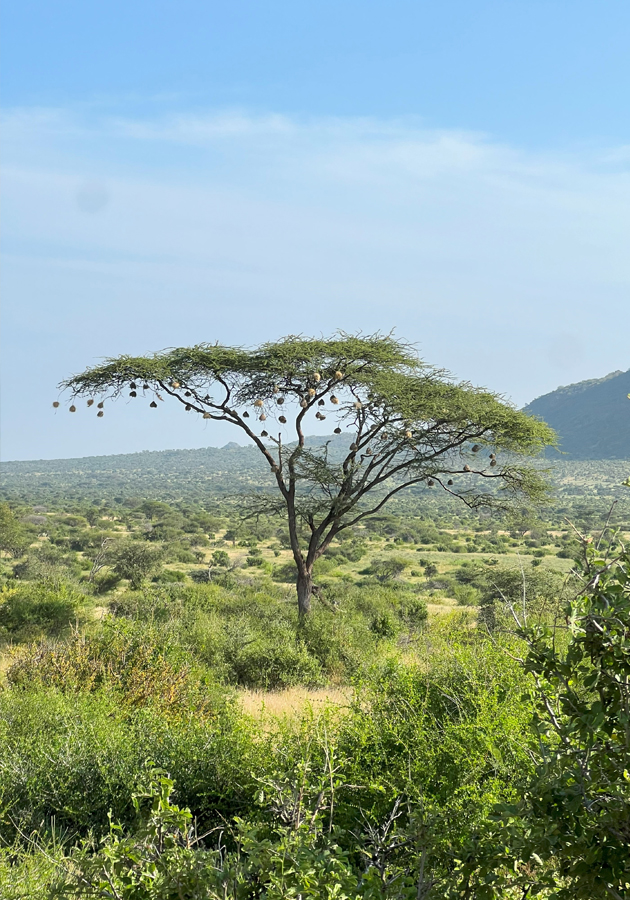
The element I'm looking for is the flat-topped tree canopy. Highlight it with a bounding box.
[61,332,556,615]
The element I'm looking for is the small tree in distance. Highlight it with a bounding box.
[111,542,163,590]
[60,333,555,615]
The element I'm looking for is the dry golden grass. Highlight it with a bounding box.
[239,686,352,719]
[426,597,458,615]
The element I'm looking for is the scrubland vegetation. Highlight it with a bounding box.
[1,473,629,898]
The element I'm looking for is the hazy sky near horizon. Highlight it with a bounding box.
[2,1,629,461]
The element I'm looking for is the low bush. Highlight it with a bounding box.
[0,579,91,644]
[6,619,221,716]
[0,688,259,843]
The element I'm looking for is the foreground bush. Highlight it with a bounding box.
[0,688,260,843]
[454,544,630,898]
[6,618,220,714]
[0,578,91,644]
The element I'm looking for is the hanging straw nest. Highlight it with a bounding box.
[261,430,268,437]
[273,385,280,393]
[52,401,60,408]
[405,430,413,439]
[330,395,339,404]
[243,411,250,418]
[259,413,267,421]
[97,402,104,409]
[143,384,150,391]
[334,427,342,434]
[97,410,104,418]
[254,399,264,408]
[427,479,435,487]
[354,401,362,410]
[300,399,308,408]
[308,388,316,397]
[185,391,192,397]
[185,405,192,411]
[447,479,454,486]
[87,399,94,407]
[463,464,472,472]
[490,459,497,467]
[471,444,480,453]
[334,370,343,380]
[150,401,158,408]
[69,405,76,413]
[279,415,287,424]
[277,397,285,404]
[172,382,180,389]
[130,382,137,390]
[489,452,496,459]
[316,412,326,420]
[350,443,358,451]
[318,399,325,406]
[203,412,212,419]
[365,448,372,456]
[129,391,137,397]
[314,372,321,382]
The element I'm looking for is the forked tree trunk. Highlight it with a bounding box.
[296,568,314,617]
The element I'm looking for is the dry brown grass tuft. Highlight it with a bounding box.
[239,686,352,719]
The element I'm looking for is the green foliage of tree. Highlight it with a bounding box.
[111,542,163,589]
[210,549,230,568]
[61,333,555,614]
[363,556,410,582]
[0,503,30,558]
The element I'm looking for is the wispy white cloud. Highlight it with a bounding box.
[2,107,629,459]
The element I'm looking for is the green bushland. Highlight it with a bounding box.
[1,543,629,897]
[0,612,531,896]
[0,488,629,897]
[105,578,426,689]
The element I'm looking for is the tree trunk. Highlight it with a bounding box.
[296,568,313,617]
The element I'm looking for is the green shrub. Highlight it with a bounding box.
[0,580,90,643]
[271,562,296,582]
[454,584,481,606]
[0,688,258,843]
[112,542,163,589]
[91,571,122,594]
[211,549,230,567]
[398,595,428,627]
[6,619,219,715]
[153,569,187,583]
[222,618,323,689]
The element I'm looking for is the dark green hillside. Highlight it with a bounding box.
[524,368,630,458]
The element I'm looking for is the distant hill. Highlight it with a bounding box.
[0,435,352,505]
[524,369,630,459]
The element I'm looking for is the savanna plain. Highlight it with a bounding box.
[0,454,629,898]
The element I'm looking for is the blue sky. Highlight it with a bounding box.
[2,1,629,460]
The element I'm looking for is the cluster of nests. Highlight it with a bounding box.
[55,381,162,417]
[54,398,107,418]
[433,446,498,487]
[239,372,349,437]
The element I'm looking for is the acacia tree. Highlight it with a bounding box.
[60,334,555,615]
